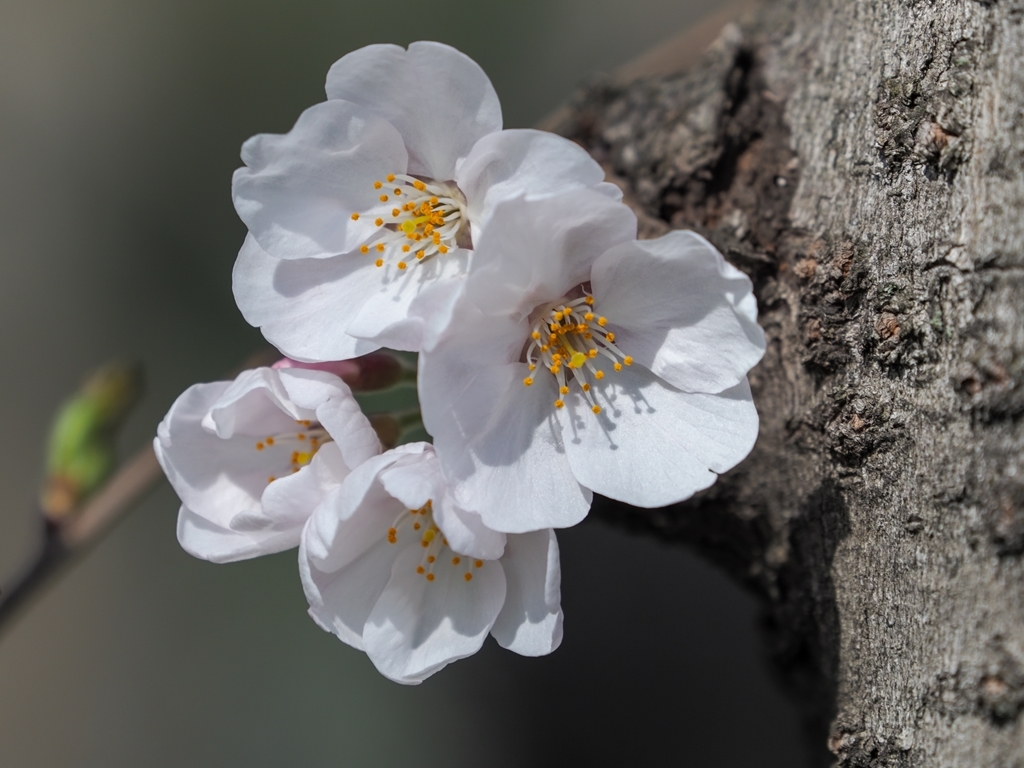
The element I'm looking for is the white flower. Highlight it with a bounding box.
[300,442,563,684]
[417,192,765,533]
[231,41,620,361]
[155,367,380,562]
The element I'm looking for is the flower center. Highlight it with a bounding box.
[385,500,484,583]
[522,294,633,413]
[255,419,332,484]
[350,174,466,271]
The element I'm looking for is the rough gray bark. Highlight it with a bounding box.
[552,2,1024,765]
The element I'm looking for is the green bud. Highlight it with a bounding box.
[41,362,144,521]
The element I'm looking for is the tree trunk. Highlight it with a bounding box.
[551,1,1024,764]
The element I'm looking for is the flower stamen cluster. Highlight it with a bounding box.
[255,419,332,483]
[523,294,633,412]
[352,175,464,270]
[386,499,483,583]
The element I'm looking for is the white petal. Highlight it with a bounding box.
[363,543,506,684]
[259,442,347,530]
[456,129,620,243]
[176,504,299,563]
[154,382,280,530]
[418,298,591,533]
[343,247,471,351]
[592,231,765,394]
[433,496,507,561]
[277,367,381,468]
[490,529,563,656]
[232,234,382,362]
[206,368,314,438]
[558,361,759,508]
[465,191,637,320]
[233,100,408,260]
[325,42,501,180]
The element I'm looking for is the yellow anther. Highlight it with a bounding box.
[588,349,598,358]
[595,371,605,380]
[523,377,534,386]
[426,573,435,581]
[414,180,426,191]
[585,296,594,305]
[417,565,425,574]
[553,311,563,321]
[554,399,565,409]
[392,208,400,216]
[375,258,384,267]
[350,213,360,221]
[474,560,483,568]
[265,437,275,445]
[375,217,384,226]
[416,251,425,260]
[592,405,602,415]
[379,194,389,202]
[598,317,608,326]
[549,365,559,374]
[375,243,385,252]
[605,332,615,342]
[532,331,541,340]
[386,174,396,182]
[373,181,383,189]
[393,188,402,195]
[452,556,461,565]
[438,245,449,254]
[559,386,569,395]
[582,383,591,392]
[387,527,397,544]
[255,442,264,451]
[528,364,536,371]
[614,363,623,371]
[540,345,549,352]
[430,196,439,205]
[267,476,275,484]
[402,245,411,253]
[413,522,421,530]
[427,555,435,563]
[464,573,473,582]
[397,261,407,270]
[624,356,633,366]
[360,245,369,254]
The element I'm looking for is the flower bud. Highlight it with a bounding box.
[273,352,404,392]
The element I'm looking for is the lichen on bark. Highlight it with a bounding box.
[552,2,1024,764]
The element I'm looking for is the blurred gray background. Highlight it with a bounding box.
[0,0,805,765]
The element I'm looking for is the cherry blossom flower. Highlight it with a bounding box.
[300,442,563,684]
[155,367,379,562]
[232,41,619,361]
[417,191,765,533]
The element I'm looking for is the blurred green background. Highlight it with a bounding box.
[0,0,804,765]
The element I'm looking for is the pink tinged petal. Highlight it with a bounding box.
[558,361,759,508]
[232,234,382,362]
[176,505,301,563]
[232,100,408,260]
[363,544,507,684]
[325,41,502,180]
[465,191,637,320]
[272,357,361,385]
[456,128,621,242]
[343,247,471,352]
[418,298,591,533]
[490,529,563,656]
[592,231,765,394]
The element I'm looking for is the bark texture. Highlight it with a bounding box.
[552,2,1024,765]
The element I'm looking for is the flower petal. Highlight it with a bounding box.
[490,529,563,656]
[233,100,408,260]
[363,543,506,684]
[465,191,637,320]
[325,42,501,180]
[232,234,382,362]
[259,441,347,530]
[557,361,759,508]
[433,498,507,561]
[456,128,621,244]
[418,297,591,533]
[176,504,299,563]
[592,231,765,394]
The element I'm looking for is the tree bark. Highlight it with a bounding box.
[552,1,1024,765]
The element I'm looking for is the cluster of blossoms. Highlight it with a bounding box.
[156,42,765,683]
